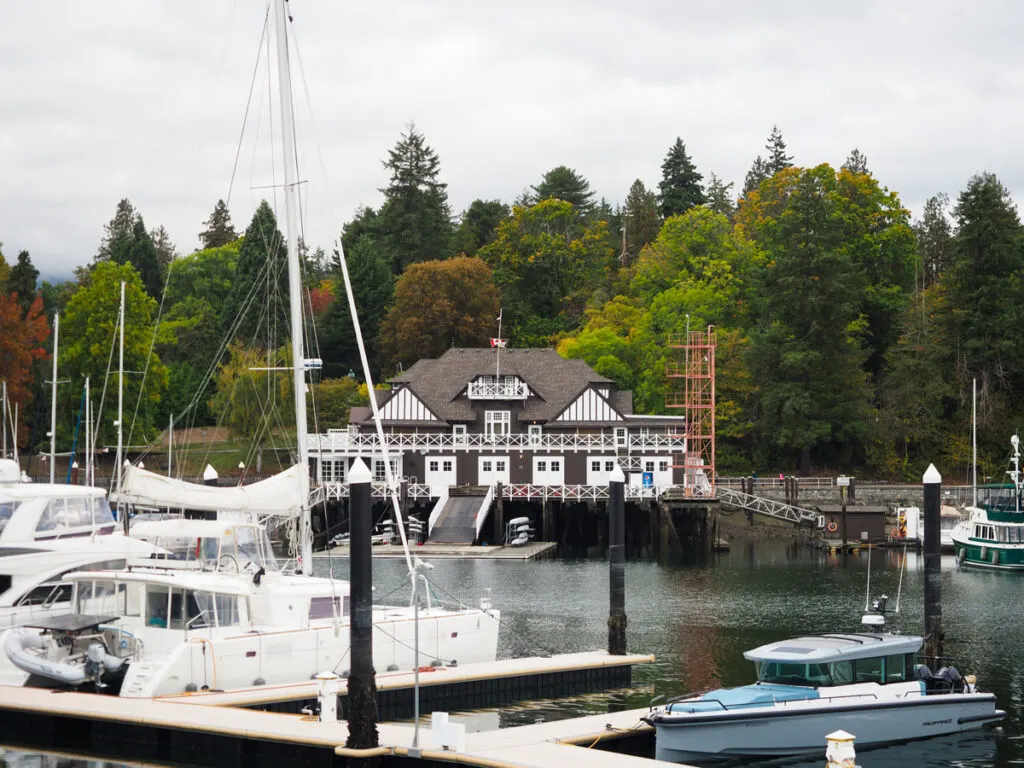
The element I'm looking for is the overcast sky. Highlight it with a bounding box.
[3,1,1023,279]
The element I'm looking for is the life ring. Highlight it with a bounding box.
[827,521,838,533]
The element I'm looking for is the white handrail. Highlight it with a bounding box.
[474,484,496,540]
[427,485,450,536]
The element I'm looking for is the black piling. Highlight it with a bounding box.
[923,463,944,665]
[346,458,379,749]
[608,470,627,655]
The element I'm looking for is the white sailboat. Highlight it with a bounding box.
[0,0,500,694]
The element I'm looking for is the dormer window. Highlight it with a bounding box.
[468,376,529,400]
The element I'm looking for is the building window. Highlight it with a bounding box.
[485,410,511,437]
[496,460,506,472]
[443,460,453,472]
[659,460,669,472]
[483,460,493,473]
[591,460,601,472]
[605,460,615,472]
[551,460,560,472]
[373,459,398,482]
[453,424,467,443]
[428,460,439,472]
[528,424,542,445]
[614,427,627,448]
[537,461,547,472]
[322,459,345,483]
[645,461,655,472]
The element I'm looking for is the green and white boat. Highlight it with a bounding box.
[952,434,1024,571]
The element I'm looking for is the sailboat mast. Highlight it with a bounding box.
[116,281,125,502]
[273,0,312,574]
[85,377,92,488]
[50,313,59,484]
[2,379,7,460]
[972,377,977,509]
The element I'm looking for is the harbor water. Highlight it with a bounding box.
[4,538,1021,767]
[318,539,1021,767]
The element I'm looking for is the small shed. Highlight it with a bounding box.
[816,505,889,542]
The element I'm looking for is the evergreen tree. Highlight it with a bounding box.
[705,173,736,218]
[8,250,39,313]
[742,156,770,198]
[944,173,1024,392]
[128,217,163,298]
[915,194,953,287]
[150,225,177,276]
[452,199,510,255]
[531,166,596,216]
[321,235,394,377]
[222,200,289,347]
[199,199,238,249]
[96,198,138,264]
[842,148,870,175]
[621,179,661,263]
[764,125,794,175]
[378,123,454,272]
[658,138,705,218]
[95,199,162,298]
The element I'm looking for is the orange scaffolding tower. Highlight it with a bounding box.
[665,327,716,497]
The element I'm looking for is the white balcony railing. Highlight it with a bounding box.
[319,481,666,502]
[309,431,685,454]
[467,379,530,400]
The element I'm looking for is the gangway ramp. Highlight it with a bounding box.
[429,493,491,543]
[716,487,820,526]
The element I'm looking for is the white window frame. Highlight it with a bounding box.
[528,424,542,447]
[373,458,399,483]
[485,410,511,438]
[614,427,627,449]
[453,424,468,446]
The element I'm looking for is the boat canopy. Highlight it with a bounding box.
[114,464,304,518]
[744,633,922,664]
[0,485,113,542]
[128,518,280,573]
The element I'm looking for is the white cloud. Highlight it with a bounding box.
[3,0,1024,276]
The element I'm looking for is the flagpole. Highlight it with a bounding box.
[496,309,503,379]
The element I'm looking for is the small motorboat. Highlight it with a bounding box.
[646,557,1005,764]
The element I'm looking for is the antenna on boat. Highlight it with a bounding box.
[894,544,907,615]
[863,542,871,613]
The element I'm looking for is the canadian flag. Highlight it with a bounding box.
[490,338,507,348]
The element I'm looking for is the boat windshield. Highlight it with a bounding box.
[37,496,114,534]
[221,525,279,573]
[754,654,912,687]
[977,484,1022,512]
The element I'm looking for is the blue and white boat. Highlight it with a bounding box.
[644,626,1004,763]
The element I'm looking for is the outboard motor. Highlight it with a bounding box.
[85,643,108,687]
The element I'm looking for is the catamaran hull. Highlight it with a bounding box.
[651,694,1003,763]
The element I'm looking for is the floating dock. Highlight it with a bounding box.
[0,652,672,767]
[319,541,558,560]
[159,651,652,719]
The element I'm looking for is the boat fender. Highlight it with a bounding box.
[980,546,988,561]
[992,549,1000,565]
[957,548,967,564]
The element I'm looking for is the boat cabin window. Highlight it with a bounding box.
[220,526,279,573]
[0,501,18,533]
[16,580,72,607]
[309,595,349,620]
[0,574,11,598]
[146,585,170,627]
[756,654,914,687]
[142,584,238,628]
[37,497,114,534]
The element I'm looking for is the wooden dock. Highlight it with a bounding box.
[159,651,652,719]
[0,652,677,767]
[319,541,558,560]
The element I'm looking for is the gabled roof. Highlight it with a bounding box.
[370,348,617,424]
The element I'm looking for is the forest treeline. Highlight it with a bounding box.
[0,124,1019,480]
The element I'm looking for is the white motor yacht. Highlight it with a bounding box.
[0,459,161,631]
[0,518,500,695]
